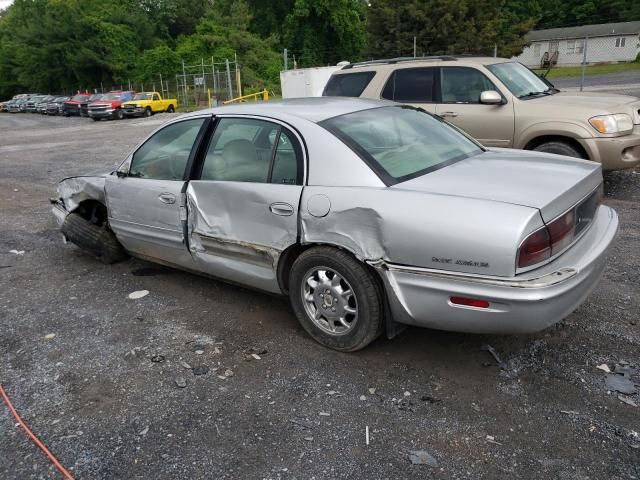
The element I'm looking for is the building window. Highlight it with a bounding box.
[533,43,541,57]
[615,37,626,48]
[567,39,584,54]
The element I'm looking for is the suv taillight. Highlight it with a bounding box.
[518,209,577,269]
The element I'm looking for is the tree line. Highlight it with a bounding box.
[0,0,638,99]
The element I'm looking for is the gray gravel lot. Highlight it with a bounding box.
[0,112,639,479]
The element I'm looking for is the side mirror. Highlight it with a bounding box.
[480,90,503,105]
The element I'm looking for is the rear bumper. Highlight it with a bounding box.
[581,126,640,171]
[374,205,618,334]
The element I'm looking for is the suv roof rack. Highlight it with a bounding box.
[341,56,458,69]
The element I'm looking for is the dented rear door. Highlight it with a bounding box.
[186,116,305,293]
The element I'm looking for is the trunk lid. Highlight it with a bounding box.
[393,149,601,222]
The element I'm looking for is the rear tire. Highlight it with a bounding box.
[167,104,175,113]
[61,212,127,264]
[532,141,584,159]
[289,247,384,352]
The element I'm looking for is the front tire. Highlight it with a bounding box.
[144,107,152,117]
[114,109,124,120]
[532,141,584,159]
[61,212,127,264]
[289,247,384,352]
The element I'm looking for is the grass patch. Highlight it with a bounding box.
[533,62,640,79]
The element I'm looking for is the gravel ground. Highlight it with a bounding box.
[0,112,639,480]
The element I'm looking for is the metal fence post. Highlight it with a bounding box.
[226,59,234,100]
[284,48,288,71]
[580,35,588,92]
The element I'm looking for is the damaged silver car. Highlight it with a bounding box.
[52,98,618,351]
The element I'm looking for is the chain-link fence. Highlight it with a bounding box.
[62,56,244,110]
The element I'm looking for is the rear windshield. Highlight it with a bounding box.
[321,106,483,184]
[323,71,375,97]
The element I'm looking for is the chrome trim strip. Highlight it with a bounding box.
[369,259,577,289]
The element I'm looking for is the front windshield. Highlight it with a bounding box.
[133,93,152,100]
[71,95,89,101]
[321,106,483,184]
[89,94,102,101]
[101,93,122,100]
[486,62,551,98]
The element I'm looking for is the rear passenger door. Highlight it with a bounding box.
[380,67,437,114]
[186,116,304,293]
[435,66,514,147]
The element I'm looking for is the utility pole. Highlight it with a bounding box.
[413,36,417,58]
[284,48,288,71]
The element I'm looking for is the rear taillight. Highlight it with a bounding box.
[548,210,576,254]
[517,227,551,268]
[518,208,578,269]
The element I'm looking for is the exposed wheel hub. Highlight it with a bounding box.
[302,267,358,336]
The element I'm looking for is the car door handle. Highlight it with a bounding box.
[269,202,294,216]
[158,193,176,204]
[440,111,459,117]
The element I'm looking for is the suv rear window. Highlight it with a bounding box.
[381,67,435,102]
[323,71,375,97]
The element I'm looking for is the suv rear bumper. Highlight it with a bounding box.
[581,125,640,171]
[372,205,618,334]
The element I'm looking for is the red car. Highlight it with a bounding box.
[62,92,92,117]
[87,91,135,121]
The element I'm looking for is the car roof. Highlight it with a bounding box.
[333,56,513,74]
[186,97,396,123]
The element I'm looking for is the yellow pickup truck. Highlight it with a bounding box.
[122,92,177,117]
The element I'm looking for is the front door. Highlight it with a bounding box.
[435,66,514,148]
[187,116,304,293]
[105,117,207,267]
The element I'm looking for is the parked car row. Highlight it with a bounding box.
[1,91,177,121]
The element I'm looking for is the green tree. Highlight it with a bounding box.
[282,0,367,66]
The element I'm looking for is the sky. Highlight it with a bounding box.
[0,0,13,10]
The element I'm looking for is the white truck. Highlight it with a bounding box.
[280,65,345,98]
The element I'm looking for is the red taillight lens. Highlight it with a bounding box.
[450,296,490,308]
[518,209,578,269]
[548,210,576,254]
[517,227,551,268]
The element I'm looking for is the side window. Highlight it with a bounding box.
[129,118,205,180]
[322,71,375,97]
[153,94,160,101]
[201,118,279,183]
[441,67,497,104]
[271,130,300,185]
[200,118,301,184]
[381,67,435,102]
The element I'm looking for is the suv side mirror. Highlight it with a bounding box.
[480,90,503,105]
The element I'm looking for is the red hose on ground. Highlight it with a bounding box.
[0,384,75,480]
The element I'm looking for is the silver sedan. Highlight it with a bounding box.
[52,98,618,351]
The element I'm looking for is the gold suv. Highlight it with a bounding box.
[323,56,640,170]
